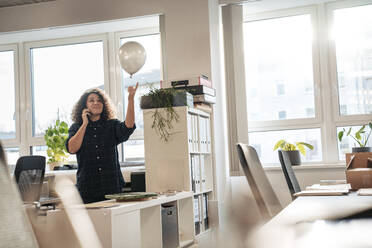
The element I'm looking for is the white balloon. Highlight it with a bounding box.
[118,41,146,78]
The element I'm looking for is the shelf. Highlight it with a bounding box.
[189,152,211,155]
[180,239,194,248]
[193,189,213,196]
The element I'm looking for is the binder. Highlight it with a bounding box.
[200,155,206,191]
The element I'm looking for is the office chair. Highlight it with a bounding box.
[278,150,301,200]
[14,156,46,203]
[236,143,282,220]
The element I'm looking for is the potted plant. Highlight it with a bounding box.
[273,140,314,165]
[140,88,193,142]
[44,120,69,170]
[338,122,372,153]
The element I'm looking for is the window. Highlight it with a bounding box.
[0,49,16,140]
[278,111,287,120]
[276,83,285,96]
[28,39,106,137]
[333,4,372,116]
[119,34,162,161]
[241,3,372,165]
[249,128,322,164]
[337,125,372,160]
[244,14,316,122]
[0,16,160,162]
[4,147,19,172]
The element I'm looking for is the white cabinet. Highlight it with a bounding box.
[144,106,214,236]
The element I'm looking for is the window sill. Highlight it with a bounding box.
[263,163,346,172]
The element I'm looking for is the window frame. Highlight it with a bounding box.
[0,16,161,164]
[0,44,21,148]
[240,1,372,166]
[114,27,161,141]
[23,34,110,146]
[243,6,323,132]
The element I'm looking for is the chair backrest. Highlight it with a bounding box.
[236,143,281,220]
[278,150,301,200]
[14,156,46,203]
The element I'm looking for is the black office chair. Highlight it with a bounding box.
[278,150,301,200]
[14,156,46,203]
[236,143,282,220]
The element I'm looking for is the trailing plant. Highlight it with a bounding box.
[338,122,372,147]
[44,119,69,164]
[142,87,184,142]
[273,140,314,156]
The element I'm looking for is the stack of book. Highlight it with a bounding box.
[161,75,216,108]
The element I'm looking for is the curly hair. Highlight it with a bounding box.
[71,88,116,123]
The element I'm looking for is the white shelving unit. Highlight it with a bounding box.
[46,192,194,248]
[144,106,214,237]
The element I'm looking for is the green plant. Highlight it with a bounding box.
[44,120,69,164]
[338,122,372,147]
[273,140,314,156]
[142,88,181,142]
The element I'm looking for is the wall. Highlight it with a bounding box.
[0,0,211,81]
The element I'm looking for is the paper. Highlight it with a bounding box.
[319,179,347,185]
[306,184,351,191]
[357,188,372,196]
[294,189,349,196]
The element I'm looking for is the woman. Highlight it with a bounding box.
[66,84,138,203]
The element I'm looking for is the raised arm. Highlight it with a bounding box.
[67,109,90,154]
[125,82,138,128]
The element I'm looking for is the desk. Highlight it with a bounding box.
[250,194,372,248]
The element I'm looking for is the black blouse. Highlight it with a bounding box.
[66,118,135,203]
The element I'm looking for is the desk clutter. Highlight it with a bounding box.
[293,183,351,197]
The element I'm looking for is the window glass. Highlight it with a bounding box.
[30,41,105,136]
[4,147,19,172]
[243,14,315,121]
[334,5,372,115]
[0,50,16,140]
[31,146,77,163]
[123,140,145,161]
[248,128,322,164]
[337,125,372,160]
[120,34,161,161]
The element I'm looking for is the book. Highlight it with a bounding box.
[193,94,216,104]
[161,75,212,88]
[165,85,215,96]
[194,103,212,113]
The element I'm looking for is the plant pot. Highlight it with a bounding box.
[352,147,372,153]
[284,150,301,166]
[140,91,193,109]
[48,161,64,171]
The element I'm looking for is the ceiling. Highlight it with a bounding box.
[0,0,55,8]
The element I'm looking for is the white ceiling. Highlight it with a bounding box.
[0,0,55,8]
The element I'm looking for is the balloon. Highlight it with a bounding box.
[118,41,146,78]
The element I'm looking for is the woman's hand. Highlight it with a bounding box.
[128,82,139,100]
[82,109,91,126]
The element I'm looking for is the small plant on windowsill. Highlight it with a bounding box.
[273,140,314,165]
[338,122,372,153]
[140,87,191,142]
[44,119,69,170]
